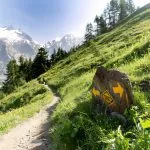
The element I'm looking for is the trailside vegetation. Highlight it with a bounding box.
[39,4,149,149]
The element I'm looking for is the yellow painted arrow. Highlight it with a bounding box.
[113,82,124,98]
[92,87,100,97]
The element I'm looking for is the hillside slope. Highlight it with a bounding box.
[39,4,150,150]
[0,93,59,150]
[0,80,53,135]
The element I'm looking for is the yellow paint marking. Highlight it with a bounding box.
[113,82,124,98]
[101,90,114,105]
[92,88,100,97]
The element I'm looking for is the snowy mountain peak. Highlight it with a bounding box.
[45,34,83,55]
[0,26,39,82]
[0,26,33,43]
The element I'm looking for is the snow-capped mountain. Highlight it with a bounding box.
[0,26,83,86]
[0,26,39,85]
[45,34,83,56]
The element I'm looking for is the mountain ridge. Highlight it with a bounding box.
[0,27,83,85]
[44,34,83,55]
[0,26,38,86]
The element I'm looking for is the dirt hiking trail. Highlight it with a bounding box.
[0,85,59,150]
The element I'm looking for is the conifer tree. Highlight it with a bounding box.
[109,0,119,27]
[51,49,56,65]
[119,0,128,21]
[18,56,26,80]
[94,15,101,36]
[32,47,49,79]
[99,15,107,34]
[127,0,135,15]
[104,4,111,26]
[70,46,76,53]
[24,58,33,81]
[94,0,136,31]
[18,56,33,82]
[103,0,119,28]
[2,60,24,93]
[94,15,107,35]
[84,23,94,42]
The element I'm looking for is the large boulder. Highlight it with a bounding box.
[91,66,134,114]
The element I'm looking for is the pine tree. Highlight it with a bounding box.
[18,56,33,82]
[56,48,62,61]
[109,0,119,27]
[119,0,128,21]
[94,0,136,32]
[84,23,94,42]
[32,47,49,79]
[51,49,56,65]
[2,60,24,93]
[94,15,107,35]
[104,4,111,27]
[99,15,107,34]
[70,46,76,53]
[127,0,135,15]
[94,15,101,36]
[103,0,119,28]
[25,58,33,81]
[55,48,67,62]
[18,56,26,80]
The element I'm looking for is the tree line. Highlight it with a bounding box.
[85,0,136,42]
[1,47,68,94]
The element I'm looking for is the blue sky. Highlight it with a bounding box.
[0,0,149,44]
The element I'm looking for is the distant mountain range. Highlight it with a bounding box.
[44,34,83,55]
[0,26,83,86]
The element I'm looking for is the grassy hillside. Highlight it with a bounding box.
[39,4,150,150]
[0,80,53,135]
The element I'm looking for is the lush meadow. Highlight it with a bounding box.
[40,5,150,149]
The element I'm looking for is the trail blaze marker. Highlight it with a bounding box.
[113,82,124,98]
[92,87,100,97]
[92,66,134,114]
[101,90,114,105]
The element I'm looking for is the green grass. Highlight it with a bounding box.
[0,80,53,135]
[38,4,150,150]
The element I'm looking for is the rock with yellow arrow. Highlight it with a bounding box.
[91,66,134,114]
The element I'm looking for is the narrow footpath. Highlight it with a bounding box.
[0,85,59,150]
